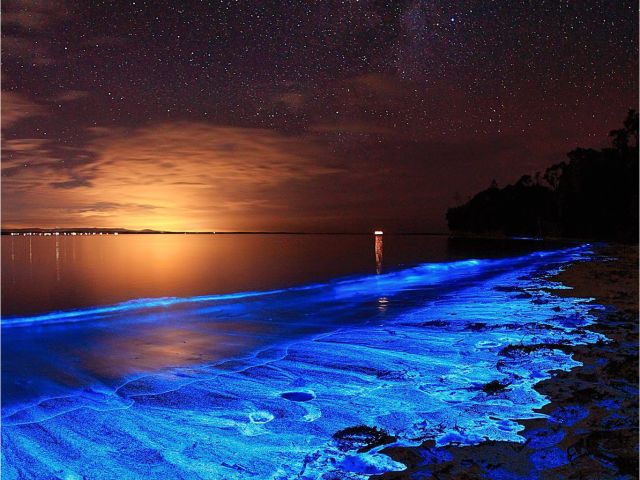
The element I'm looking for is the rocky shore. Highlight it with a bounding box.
[375,244,638,480]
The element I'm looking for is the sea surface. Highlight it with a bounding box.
[2,234,554,317]
[1,235,604,479]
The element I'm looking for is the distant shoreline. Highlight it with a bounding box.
[0,229,449,236]
[2,230,622,243]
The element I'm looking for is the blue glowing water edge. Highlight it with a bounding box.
[2,246,605,479]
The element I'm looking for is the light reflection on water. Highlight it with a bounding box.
[375,233,383,274]
[2,233,556,318]
[2,234,445,317]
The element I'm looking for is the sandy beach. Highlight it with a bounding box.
[377,244,639,479]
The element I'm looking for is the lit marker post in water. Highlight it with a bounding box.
[374,230,383,274]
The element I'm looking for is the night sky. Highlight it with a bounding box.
[2,0,637,232]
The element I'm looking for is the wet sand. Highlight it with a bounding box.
[376,244,639,480]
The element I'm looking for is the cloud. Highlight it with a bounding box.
[2,1,72,67]
[83,122,340,183]
[274,92,306,110]
[50,177,93,189]
[2,0,69,30]
[50,90,90,103]
[76,202,159,215]
[1,122,344,230]
[1,137,65,184]
[1,35,56,65]
[2,138,49,153]
[1,92,46,128]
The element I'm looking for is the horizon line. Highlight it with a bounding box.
[0,227,450,236]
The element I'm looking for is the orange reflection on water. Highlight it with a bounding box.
[375,234,383,274]
[2,234,376,316]
[81,321,267,379]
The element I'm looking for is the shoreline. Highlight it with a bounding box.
[2,246,605,479]
[376,244,639,479]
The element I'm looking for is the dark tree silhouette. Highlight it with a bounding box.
[447,110,638,242]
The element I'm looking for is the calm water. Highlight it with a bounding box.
[1,234,558,317]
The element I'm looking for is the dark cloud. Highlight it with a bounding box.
[77,202,158,213]
[1,1,71,67]
[50,178,93,189]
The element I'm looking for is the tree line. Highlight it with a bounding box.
[447,110,638,242]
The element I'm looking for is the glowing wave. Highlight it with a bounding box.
[1,245,605,479]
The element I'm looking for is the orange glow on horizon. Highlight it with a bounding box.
[2,122,340,231]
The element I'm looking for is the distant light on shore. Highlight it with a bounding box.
[374,230,383,235]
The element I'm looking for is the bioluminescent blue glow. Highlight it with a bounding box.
[2,246,604,479]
